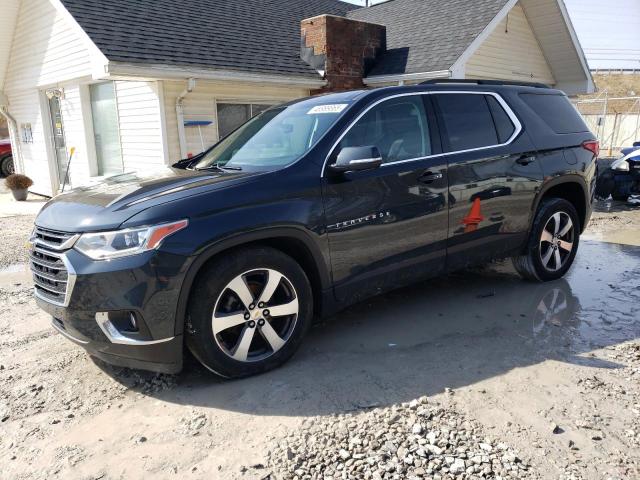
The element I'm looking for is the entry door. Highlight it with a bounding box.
[323,94,448,303]
[432,92,543,270]
[90,82,124,176]
[48,95,70,188]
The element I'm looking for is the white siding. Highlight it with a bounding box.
[520,0,591,93]
[115,80,166,173]
[162,80,310,161]
[8,90,54,195]
[3,0,97,195]
[4,0,94,94]
[466,3,555,85]
[0,0,20,91]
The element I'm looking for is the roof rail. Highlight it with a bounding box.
[420,79,550,89]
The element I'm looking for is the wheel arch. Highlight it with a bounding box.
[532,176,589,233]
[174,227,331,336]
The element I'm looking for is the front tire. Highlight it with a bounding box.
[186,247,313,378]
[512,198,580,282]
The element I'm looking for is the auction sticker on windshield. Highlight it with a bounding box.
[307,104,348,114]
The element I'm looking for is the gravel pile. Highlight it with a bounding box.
[267,396,531,480]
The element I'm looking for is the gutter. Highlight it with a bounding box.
[105,62,327,88]
[363,70,451,86]
[176,78,196,159]
[0,96,23,174]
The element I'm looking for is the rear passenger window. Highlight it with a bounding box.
[520,93,588,134]
[435,94,498,151]
[486,96,515,143]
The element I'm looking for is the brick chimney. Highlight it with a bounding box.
[301,14,386,94]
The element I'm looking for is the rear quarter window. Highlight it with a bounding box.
[519,93,589,134]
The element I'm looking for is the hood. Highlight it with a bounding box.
[36,167,259,232]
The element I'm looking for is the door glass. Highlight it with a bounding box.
[48,96,70,188]
[434,94,498,151]
[90,82,123,176]
[486,96,515,143]
[338,95,431,163]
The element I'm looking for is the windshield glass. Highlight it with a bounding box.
[194,100,351,171]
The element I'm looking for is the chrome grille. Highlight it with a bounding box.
[29,227,78,306]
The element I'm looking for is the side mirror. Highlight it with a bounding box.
[330,146,383,173]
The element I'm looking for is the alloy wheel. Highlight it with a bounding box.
[539,212,574,272]
[212,268,298,362]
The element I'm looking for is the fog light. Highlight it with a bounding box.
[107,311,139,333]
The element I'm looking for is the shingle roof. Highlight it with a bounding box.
[60,0,356,79]
[347,0,509,77]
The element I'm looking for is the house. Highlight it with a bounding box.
[0,0,593,196]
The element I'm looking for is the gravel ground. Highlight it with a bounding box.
[1,200,639,479]
[0,214,34,269]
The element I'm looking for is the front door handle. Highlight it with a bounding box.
[418,171,443,184]
[516,155,536,166]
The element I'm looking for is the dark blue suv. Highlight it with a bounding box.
[30,80,599,378]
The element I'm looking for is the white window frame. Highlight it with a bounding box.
[321,91,522,177]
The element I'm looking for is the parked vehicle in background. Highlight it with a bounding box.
[29,80,598,378]
[596,145,640,201]
[0,138,13,176]
[621,141,640,157]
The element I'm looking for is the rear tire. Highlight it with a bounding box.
[0,155,14,177]
[512,198,580,282]
[185,247,313,378]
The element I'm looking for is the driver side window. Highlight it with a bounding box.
[339,95,431,164]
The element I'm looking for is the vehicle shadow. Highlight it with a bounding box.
[96,240,640,416]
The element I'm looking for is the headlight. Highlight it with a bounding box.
[611,158,629,172]
[74,219,188,260]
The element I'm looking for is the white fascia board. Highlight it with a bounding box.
[103,63,327,88]
[363,70,451,85]
[555,0,595,93]
[450,0,519,76]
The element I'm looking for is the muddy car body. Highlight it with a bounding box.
[30,80,598,377]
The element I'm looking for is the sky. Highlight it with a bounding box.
[344,0,640,70]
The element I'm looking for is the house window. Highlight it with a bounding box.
[90,82,123,176]
[216,102,273,139]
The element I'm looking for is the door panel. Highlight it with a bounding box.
[432,92,543,270]
[322,94,447,303]
[446,146,542,270]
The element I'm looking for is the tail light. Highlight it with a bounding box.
[582,140,599,157]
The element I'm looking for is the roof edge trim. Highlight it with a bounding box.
[104,62,327,88]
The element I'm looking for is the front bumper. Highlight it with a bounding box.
[33,247,192,374]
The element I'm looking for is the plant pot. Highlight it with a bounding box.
[11,188,28,201]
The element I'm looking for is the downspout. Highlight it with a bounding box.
[176,78,196,159]
[0,102,24,174]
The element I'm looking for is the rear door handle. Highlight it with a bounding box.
[516,155,536,166]
[418,171,443,184]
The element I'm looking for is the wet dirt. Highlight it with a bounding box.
[1,204,640,479]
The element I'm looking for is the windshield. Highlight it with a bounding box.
[194,101,350,171]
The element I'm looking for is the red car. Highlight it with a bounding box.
[0,138,13,176]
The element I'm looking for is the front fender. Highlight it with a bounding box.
[172,225,331,336]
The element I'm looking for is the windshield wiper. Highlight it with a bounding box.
[195,163,242,172]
